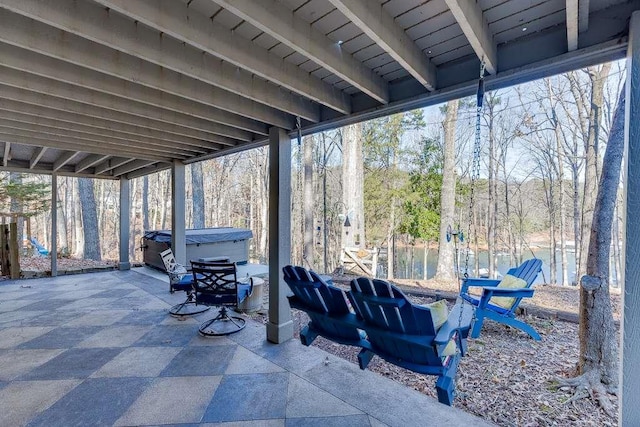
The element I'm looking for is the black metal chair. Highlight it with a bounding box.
[160,249,210,316]
[191,261,253,336]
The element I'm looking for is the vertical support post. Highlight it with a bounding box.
[50,173,57,277]
[0,225,8,275]
[171,161,187,265]
[622,11,640,425]
[266,127,294,343]
[8,222,19,279]
[119,177,131,270]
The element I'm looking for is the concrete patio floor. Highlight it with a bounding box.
[0,268,492,426]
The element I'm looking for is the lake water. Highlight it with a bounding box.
[381,246,610,286]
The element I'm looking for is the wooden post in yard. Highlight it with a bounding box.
[8,223,19,278]
[0,225,9,276]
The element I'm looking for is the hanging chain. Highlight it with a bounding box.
[454,61,486,352]
[462,61,485,280]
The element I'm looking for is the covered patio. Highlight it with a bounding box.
[0,0,639,424]
[0,269,490,426]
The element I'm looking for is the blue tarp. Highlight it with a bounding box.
[143,227,253,245]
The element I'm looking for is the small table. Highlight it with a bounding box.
[236,263,269,278]
[237,276,265,313]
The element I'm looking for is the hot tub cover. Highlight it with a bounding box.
[143,228,253,245]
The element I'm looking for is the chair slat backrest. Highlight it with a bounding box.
[502,258,542,311]
[349,278,436,336]
[510,258,543,286]
[160,248,178,273]
[282,265,351,314]
[349,277,441,367]
[282,265,362,345]
[191,261,238,306]
[160,248,190,287]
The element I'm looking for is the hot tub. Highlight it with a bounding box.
[142,227,253,271]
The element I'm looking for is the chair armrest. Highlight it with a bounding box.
[461,278,500,295]
[462,278,501,288]
[478,286,534,309]
[434,302,474,345]
[480,286,534,298]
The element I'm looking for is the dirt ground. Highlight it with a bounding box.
[17,257,118,274]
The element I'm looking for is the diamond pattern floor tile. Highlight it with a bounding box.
[285,414,372,427]
[76,325,152,348]
[26,377,149,427]
[19,299,76,311]
[133,324,198,347]
[0,349,65,381]
[203,372,289,422]
[114,375,222,426]
[0,380,80,427]
[62,309,131,327]
[114,309,168,325]
[17,326,104,349]
[16,310,86,327]
[286,375,363,419]
[91,346,181,378]
[18,347,123,380]
[225,346,285,375]
[0,299,39,313]
[160,345,236,377]
[0,326,54,348]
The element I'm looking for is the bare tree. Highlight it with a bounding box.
[191,162,205,229]
[142,176,149,232]
[303,135,315,269]
[435,100,459,281]
[578,64,612,280]
[559,82,623,416]
[483,93,500,277]
[78,178,101,260]
[342,123,365,250]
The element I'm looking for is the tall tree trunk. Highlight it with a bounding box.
[502,163,515,265]
[191,162,205,229]
[549,80,569,285]
[571,161,580,284]
[73,179,83,257]
[387,205,395,280]
[612,202,622,287]
[556,131,569,286]
[142,176,150,232]
[161,173,170,230]
[256,148,269,263]
[78,178,101,260]
[578,64,612,280]
[487,102,497,278]
[435,100,459,281]
[9,173,24,249]
[562,82,623,416]
[58,177,68,253]
[303,135,315,269]
[543,174,557,285]
[342,123,365,251]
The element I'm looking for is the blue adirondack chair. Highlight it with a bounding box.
[460,258,543,340]
[282,265,366,347]
[29,237,49,256]
[349,277,473,405]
